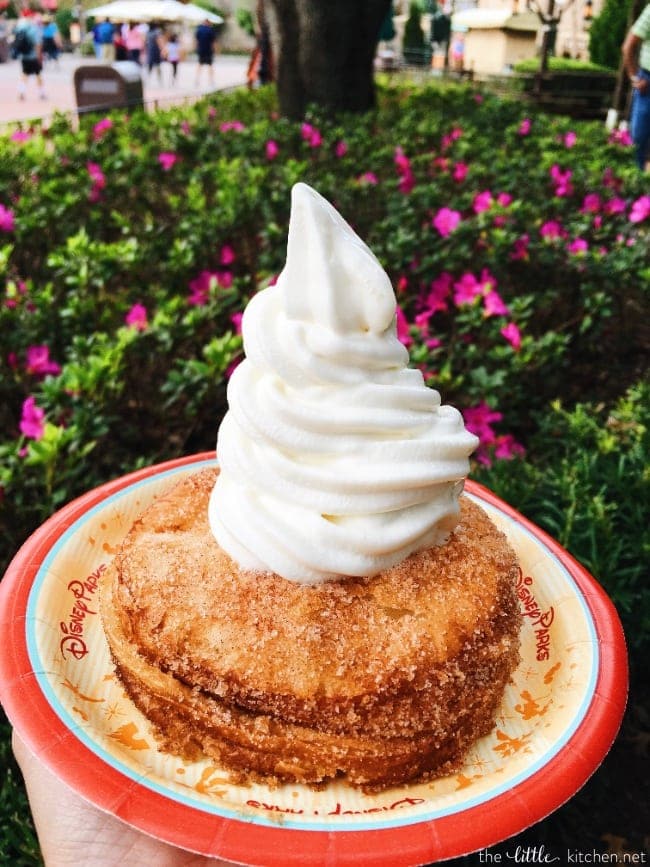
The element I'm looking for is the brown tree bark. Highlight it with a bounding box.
[265,0,392,120]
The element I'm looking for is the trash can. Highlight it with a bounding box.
[73,62,143,115]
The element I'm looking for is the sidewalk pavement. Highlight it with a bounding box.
[0,51,249,127]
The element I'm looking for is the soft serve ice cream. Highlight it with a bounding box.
[209,183,479,584]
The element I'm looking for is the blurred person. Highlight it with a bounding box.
[41,15,62,66]
[195,17,217,87]
[246,0,273,89]
[165,31,181,84]
[12,730,231,867]
[622,2,650,171]
[12,9,46,101]
[92,19,102,58]
[97,17,115,62]
[114,21,128,61]
[145,21,164,81]
[450,33,464,72]
[125,22,145,64]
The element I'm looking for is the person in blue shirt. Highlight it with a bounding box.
[96,18,115,62]
[13,11,46,102]
[42,16,62,66]
[195,18,217,87]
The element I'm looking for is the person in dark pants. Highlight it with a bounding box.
[145,22,163,81]
[195,18,217,87]
[622,3,650,171]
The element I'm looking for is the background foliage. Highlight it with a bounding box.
[0,80,648,863]
[588,0,634,70]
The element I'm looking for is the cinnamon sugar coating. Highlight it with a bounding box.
[101,467,521,790]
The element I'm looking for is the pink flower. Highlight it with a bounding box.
[494,434,525,461]
[424,272,452,315]
[358,172,378,185]
[452,162,468,182]
[87,162,105,202]
[496,192,512,208]
[463,402,503,445]
[301,122,322,148]
[220,120,245,132]
[473,190,493,214]
[220,245,235,266]
[483,290,509,317]
[581,193,601,214]
[550,164,573,197]
[608,127,633,147]
[158,152,178,171]
[188,270,216,306]
[125,302,148,330]
[518,118,531,136]
[564,131,577,148]
[230,311,243,335]
[441,126,463,150]
[10,129,32,143]
[567,237,588,255]
[215,270,233,289]
[394,147,415,194]
[0,204,15,233]
[181,120,191,135]
[335,140,348,158]
[604,197,626,215]
[510,234,529,261]
[453,272,481,306]
[92,117,113,140]
[500,322,522,350]
[394,146,410,174]
[225,356,242,379]
[629,195,650,224]
[395,306,412,346]
[540,220,564,240]
[265,139,279,160]
[432,207,461,237]
[25,345,61,378]
[19,396,45,440]
[87,162,105,185]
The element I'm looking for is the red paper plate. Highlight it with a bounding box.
[0,453,628,866]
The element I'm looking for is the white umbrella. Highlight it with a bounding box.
[86,0,223,24]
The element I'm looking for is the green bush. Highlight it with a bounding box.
[1,82,648,579]
[589,0,634,71]
[514,56,614,74]
[475,382,650,655]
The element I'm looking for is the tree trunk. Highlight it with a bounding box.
[265,0,392,120]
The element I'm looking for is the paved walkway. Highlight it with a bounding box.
[0,51,249,127]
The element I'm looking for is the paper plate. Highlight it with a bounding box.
[0,453,627,866]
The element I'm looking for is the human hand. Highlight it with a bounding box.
[12,730,232,867]
[632,75,649,94]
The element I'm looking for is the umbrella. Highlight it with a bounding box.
[86,0,223,24]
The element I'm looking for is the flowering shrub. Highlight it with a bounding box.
[0,81,647,581]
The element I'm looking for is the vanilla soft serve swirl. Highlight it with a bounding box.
[209,183,479,584]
